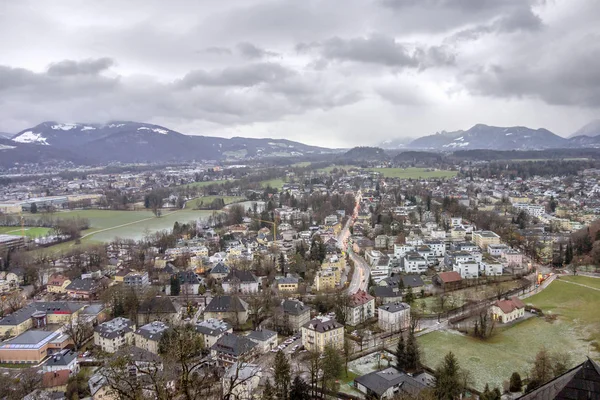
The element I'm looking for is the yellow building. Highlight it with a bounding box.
[0,302,84,337]
[314,272,336,292]
[472,230,501,250]
[47,274,71,294]
[301,316,344,353]
[508,196,530,204]
[277,276,299,292]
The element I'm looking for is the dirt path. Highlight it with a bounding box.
[558,279,600,292]
[79,210,181,240]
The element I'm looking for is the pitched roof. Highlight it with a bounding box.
[281,299,310,316]
[372,286,400,298]
[94,317,134,339]
[210,262,230,274]
[355,367,427,397]
[134,321,169,341]
[247,329,276,342]
[349,290,374,307]
[494,296,525,314]
[223,269,257,284]
[65,278,98,292]
[211,333,257,357]
[518,358,600,400]
[379,302,410,314]
[43,370,71,388]
[436,271,462,283]
[205,296,248,313]
[138,296,177,314]
[0,302,84,326]
[303,316,343,333]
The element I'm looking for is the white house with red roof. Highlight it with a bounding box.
[490,296,525,323]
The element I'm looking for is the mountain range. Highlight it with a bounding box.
[2,121,334,166]
[2,119,600,168]
[379,120,600,151]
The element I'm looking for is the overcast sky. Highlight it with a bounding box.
[0,0,599,147]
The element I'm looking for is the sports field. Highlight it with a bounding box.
[366,167,457,179]
[0,226,52,238]
[418,276,600,391]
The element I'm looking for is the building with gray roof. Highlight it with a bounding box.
[354,368,428,399]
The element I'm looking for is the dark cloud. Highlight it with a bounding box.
[462,34,600,108]
[303,35,455,69]
[236,42,278,59]
[47,58,114,76]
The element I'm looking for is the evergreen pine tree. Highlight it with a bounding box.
[434,351,462,400]
[274,350,291,400]
[509,372,523,392]
[289,376,310,400]
[404,287,415,304]
[395,334,407,371]
[405,330,420,371]
[263,379,276,400]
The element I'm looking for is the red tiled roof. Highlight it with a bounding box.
[350,289,374,306]
[494,296,525,314]
[437,271,462,283]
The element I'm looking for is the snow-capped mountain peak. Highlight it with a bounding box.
[12,131,49,145]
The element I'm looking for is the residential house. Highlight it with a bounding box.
[491,297,525,323]
[43,349,79,375]
[47,274,71,294]
[454,261,479,279]
[208,262,230,280]
[94,317,135,353]
[276,276,299,292]
[133,321,169,354]
[123,271,149,288]
[313,271,336,291]
[472,230,501,251]
[196,319,233,348]
[211,333,258,366]
[354,367,430,399]
[204,296,249,325]
[378,302,411,333]
[402,253,428,274]
[372,286,403,304]
[371,256,391,283]
[222,269,259,294]
[280,299,311,333]
[246,329,277,353]
[346,290,375,326]
[65,278,99,300]
[301,316,344,353]
[137,296,179,326]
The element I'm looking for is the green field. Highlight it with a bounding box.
[291,161,312,167]
[316,165,357,173]
[185,196,245,209]
[0,226,51,238]
[259,178,286,189]
[53,209,216,242]
[366,167,457,179]
[418,276,600,391]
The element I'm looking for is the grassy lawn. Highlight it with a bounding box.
[184,196,245,209]
[418,276,600,391]
[366,167,457,179]
[42,209,216,243]
[0,226,51,237]
[561,275,600,289]
[259,178,286,189]
[316,165,357,173]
